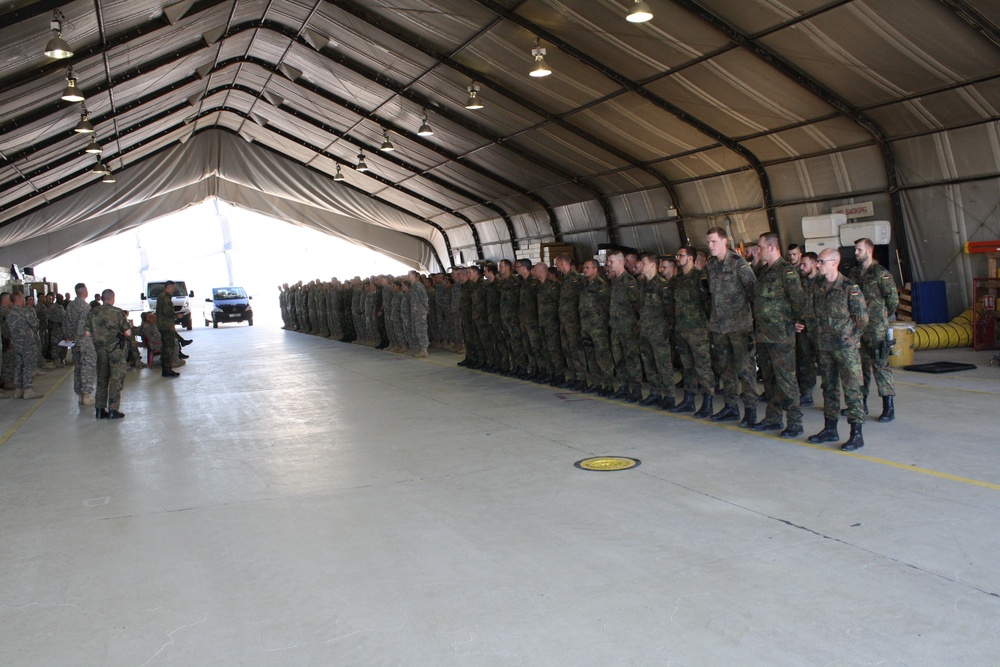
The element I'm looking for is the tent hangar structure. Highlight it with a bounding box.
[1,0,999,304]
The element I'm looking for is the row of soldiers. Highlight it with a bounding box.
[1,290,71,398]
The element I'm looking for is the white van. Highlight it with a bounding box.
[141,280,194,330]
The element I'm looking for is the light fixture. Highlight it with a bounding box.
[334,164,345,181]
[61,68,84,103]
[356,152,369,172]
[530,38,551,78]
[84,137,102,154]
[102,168,115,184]
[91,162,107,175]
[465,82,483,110]
[74,107,94,133]
[626,0,653,23]
[417,111,433,137]
[380,130,394,152]
[43,11,73,59]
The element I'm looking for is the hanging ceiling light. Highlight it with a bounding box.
[530,38,551,78]
[43,11,73,59]
[102,168,115,184]
[417,111,433,137]
[356,152,369,172]
[465,82,483,110]
[380,130,394,152]
[91,162,108,175]
[626,0,653,23]
[61,68,84,103]
[74,107,94,133]
[84,137,102,154]
[334,164,345,181]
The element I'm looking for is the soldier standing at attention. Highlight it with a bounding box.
[156,281,180,378]
[606,250,643,403]
[407,271,430,358]
[637,253,675,409]
[497,260,527,376]
[579,259,614,397]
[705,226,758,426]
[515,259,544,381]
[85,289,131,420]
[8,292,42,399]
[65,283,97,405]
[797,253,821,406]
[807,248,869,451]
[46,293,67,365]
[669,246,715,417]
[751,233,806,438]
[555,254,588,391]
[534,262,564,387]
[849,238,899,423]
[1,292,14,396]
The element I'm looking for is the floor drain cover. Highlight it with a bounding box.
[575,456,641,471]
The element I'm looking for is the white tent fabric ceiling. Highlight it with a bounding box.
[0,0,998,299]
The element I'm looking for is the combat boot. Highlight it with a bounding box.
[639,392,660,407]
[21,388,41,400]
[781,423,804,439]
[840,423,864,451]
[670,392,696,413]
[13,388,23,399]
[693,393,713,418]
[96,407,109,419]
[413,348,428,359]
[877,396,895,423]
[610,385,629,400]
[808,419,839,444]
[550,375,566,387]
[625,385,642,404]
[800,393,814,407]
[82,393,95,405]
[659,393,676,410]
[739,406,757,428]
[107,410,125,420]
[710,403,740,422]
[598,385,614,397]
[582,384,601,394]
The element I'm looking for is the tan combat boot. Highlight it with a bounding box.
[82,393,95,405]
[13,388,23,399]
[21,387,42,400]
[414,348,428,359]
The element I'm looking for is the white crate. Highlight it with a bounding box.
[839,220,891,246]
[805,237,841,253]
[802,213,847,239]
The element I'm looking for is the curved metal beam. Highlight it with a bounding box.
[938,0,1000,49]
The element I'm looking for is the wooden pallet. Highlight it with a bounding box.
[896,283,913,321]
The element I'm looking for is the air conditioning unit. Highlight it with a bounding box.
[839,220,891,246]
[802,213,847,239]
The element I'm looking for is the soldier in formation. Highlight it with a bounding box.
[84,289,131,420]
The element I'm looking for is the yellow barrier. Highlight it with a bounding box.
[912,308,973,351]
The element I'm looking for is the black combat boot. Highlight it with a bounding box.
[583,384,601,394]
[550,375,565,387]
[610,385,629,400]
[693,393,713,418]
[625,385,642,404]
[752,417,783,432]
[96,407,109,419]
[800,393,814,407]
[107,410,125,420]
[739,406,757,428]
[840,423,864,451]
[877,396,895,423]
[659,393,676,410]
[573,379,589,392]
[670,392,696,413]
[161,368,179,378]
[639,392,660,407]
[780,423,804,438]
[808,418,839,444]
[710,403,740,422]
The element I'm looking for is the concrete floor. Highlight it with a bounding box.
[2,323,999,666]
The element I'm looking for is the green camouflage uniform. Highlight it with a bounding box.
[498,274,527,371]
[471,278,495,366]
[672,268,714,394]
[460,280,482,363]
[579,274,614,387]
[86,304,130,411]
[537,277,564,378]
[156,290,177,371]
[753,257,806,427]
[558,270,588,383]
[639,273,675,399]
[0,305,13,388]
[848,262,898,398]
[609,271,642,392]
[707,249,758,407]
[486,278,507,370]
[797,274,821,396]
[518,275,543,373]
[813,274,869,424]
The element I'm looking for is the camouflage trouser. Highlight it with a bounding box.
[639,329,674,396]
[49,324,66,362]
[411,308,429,349]
[520,319,542,372]
[476,318,497,365]
[757,337,803,426]
[72,338,97,395]
[796,330,818,395]
[540,323,564,376]
[490,318,509,370]
[713,329,758,406]
[14,344,37,388]
[675,327,714,394]
[461,314,481,363]
[502,316,527,370]
[582,325,614,386]
[1,345,13,388]
[610,327,642,389]
[400,310,415,350]
[452,306,464,346]
[820,348,865,424]
[159,328,177,370]
[95,347,127,411]
[559,314,587,382]
[860,333,894,397]
[328,307,341,340]
[427,307,439,345]
[36,332,47,365]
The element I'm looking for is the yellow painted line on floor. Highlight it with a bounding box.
[0,368,71,449]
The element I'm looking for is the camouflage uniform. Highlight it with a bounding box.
[798,274,821,398]
[329,284,343,340]
[638,273,675,400]
[426,282,438,347]
[579,273,614,388]
[486,278,507,371]
[464,279,487,364]
[558,270,588,384]
[499,273,527,372]
[34,300,49,362]
[537,276,564,380]
[85,304,130,412]
[753,257,806,428]
[814,274,869,424]
[388,288,403,350]
[409,280,429,352]
[435,281,450,348]
[65,296,97,396]
[46,301,66,363]
[450,280,464,349]
[8,305,39,389]
[518,274,543,374]
[156,290,177,372]
[707,249,758,407]
[672,268,714,395]
[400,289,415,352]
[1,305,13,389]
[848,262,898,398]
[609,271,643,394]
